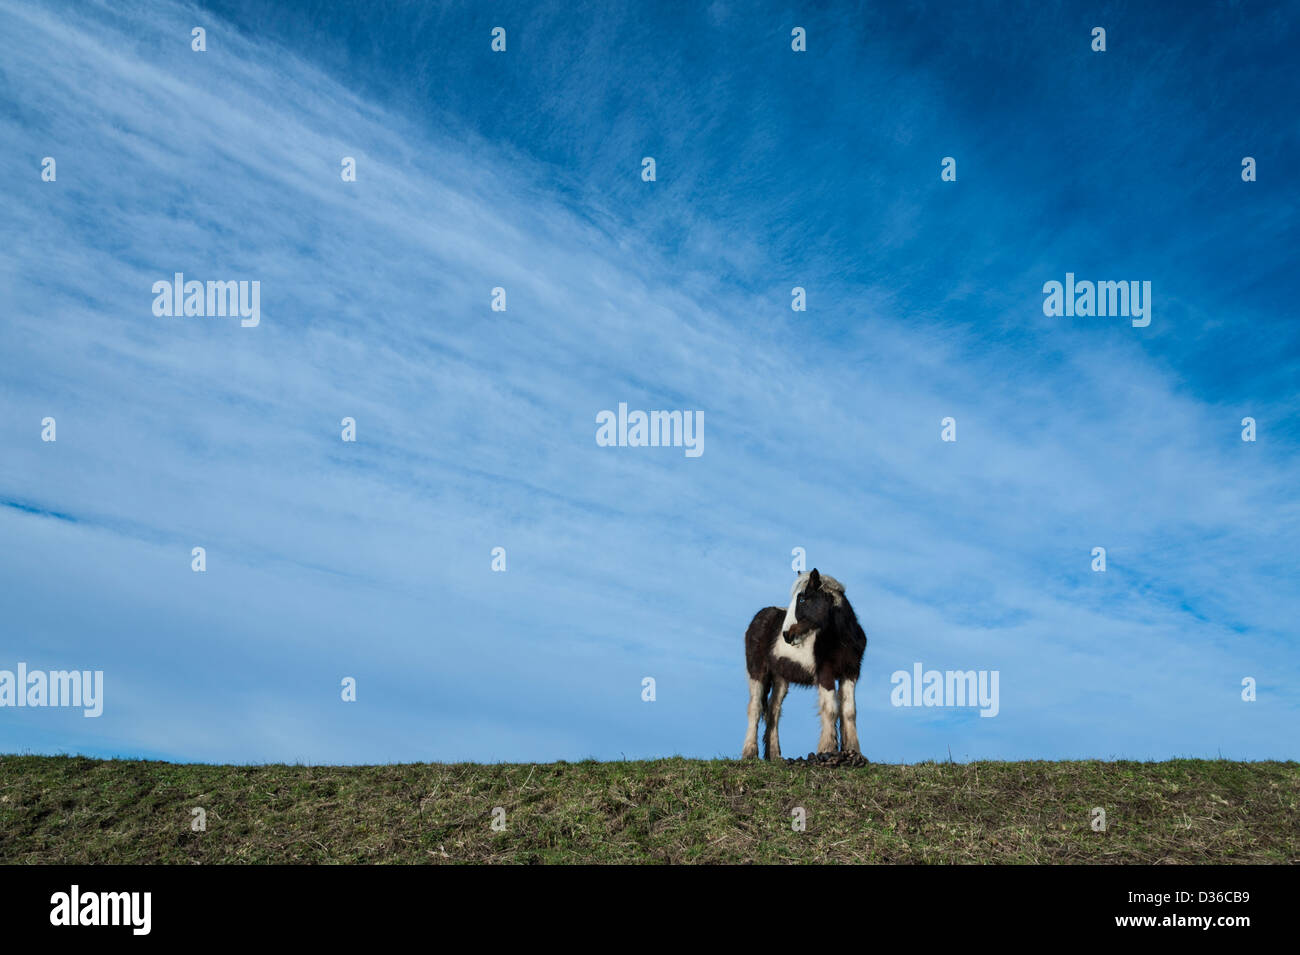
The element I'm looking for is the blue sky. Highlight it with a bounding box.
[1,0,1296,764]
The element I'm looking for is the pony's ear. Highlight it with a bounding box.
[808,568,821,589]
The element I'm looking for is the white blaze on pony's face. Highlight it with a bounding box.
[774,574,818,677]
[780,589,804,644]
[790,573,835,638]
[781,570,817,642]
[782,570,837,640]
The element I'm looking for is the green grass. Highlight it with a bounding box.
[2,755,1296,864]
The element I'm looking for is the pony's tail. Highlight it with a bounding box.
[759,673,776,758]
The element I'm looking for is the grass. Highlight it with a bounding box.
[1,755,1296,864]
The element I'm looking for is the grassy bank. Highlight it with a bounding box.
[2,755,1296,864]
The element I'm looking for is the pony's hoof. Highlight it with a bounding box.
[741,744,759,759]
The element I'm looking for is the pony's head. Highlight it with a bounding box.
[784,568,836,643]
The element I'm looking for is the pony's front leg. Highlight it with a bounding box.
[838,678,859,754]
[817,678,840,753]
[764,676,789,760]
[741,677,764,759]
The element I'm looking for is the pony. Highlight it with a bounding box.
[742,569,868,760]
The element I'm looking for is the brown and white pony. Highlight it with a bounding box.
[742,569,867,759]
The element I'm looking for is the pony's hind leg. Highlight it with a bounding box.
[741,677,764,759]
[817,679,840,753]
[838,678,859,753]
[764,676,789,760]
